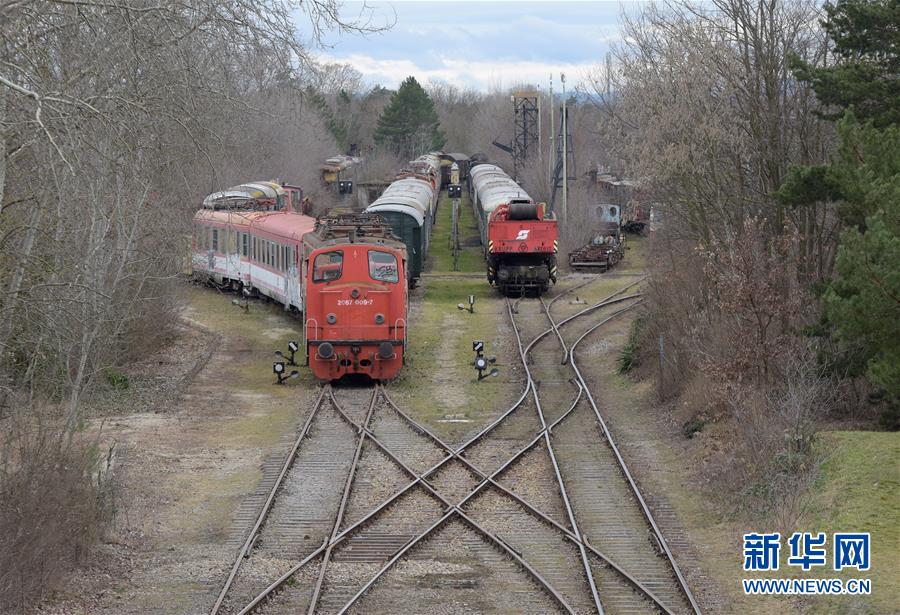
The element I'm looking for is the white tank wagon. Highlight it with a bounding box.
[468,163,532,250]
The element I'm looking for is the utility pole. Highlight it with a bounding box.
[548,74,554,189]
[547,82,575,217]
[537,86,543,174]
[561,73,568,224]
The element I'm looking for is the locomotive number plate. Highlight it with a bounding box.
[337,299,374,306]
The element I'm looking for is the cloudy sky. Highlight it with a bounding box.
[297,1,645,91]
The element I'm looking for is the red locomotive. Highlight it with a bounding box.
[486,201,558,294]
[302,214,408,381]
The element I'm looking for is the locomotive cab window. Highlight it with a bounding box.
[369,251,399,283]
[313,251,343,282]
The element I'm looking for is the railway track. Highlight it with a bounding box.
[510,282,701,614]
[209,278,701,614]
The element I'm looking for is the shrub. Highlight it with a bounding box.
[682,416,706,439]
[104,367,130,390]
[618,316,644,374]
[0,401,114,611]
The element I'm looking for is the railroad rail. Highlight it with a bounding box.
[210,278,700,614]
[513,284,702,613]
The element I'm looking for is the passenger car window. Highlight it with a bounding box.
[313,251,343,282]
[369,250,399,283]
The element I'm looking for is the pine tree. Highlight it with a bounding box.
[374,77,445,158]
[791,0,900,127]
[784,0,900,425]
[826,204,900,422]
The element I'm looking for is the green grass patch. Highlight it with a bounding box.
[389,277,517,441]
[619,235,648,273]
[427,192,485,273]
[185,285,316,390]
[801,431,899,613]
[422,279,495,305]
[104,367,130,390]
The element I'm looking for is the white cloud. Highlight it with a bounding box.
[318,53,597,91]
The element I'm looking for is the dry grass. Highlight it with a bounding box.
[0,400,114,611]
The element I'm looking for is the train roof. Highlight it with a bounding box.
[366,177,434,224]
[304,213,407,253]
[410,153,442,171]
[321,155,361,172]
[471,165,532,213]
[365,203,425,226]
[194,209,316,240]
[470,163,505,177]
[202,181,286,209]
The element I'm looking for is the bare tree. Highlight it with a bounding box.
[584,0,847,515]
[0,1,384,608]
[590,0,832,246]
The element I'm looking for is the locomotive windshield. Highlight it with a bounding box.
[368,250,399,283]
[313,250,343,282]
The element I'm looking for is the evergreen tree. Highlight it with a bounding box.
[374,77,445,158]
[784,0,900,425]
[779,113,900,228]
[792,0,900,127]
[826,205,900,421]
[306,88,348,150]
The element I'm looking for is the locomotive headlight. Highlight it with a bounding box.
[350,288,360,299]
[317,342,334,359]
[374,313,385,325]
[378,341,394,359]
[326,313,337,324]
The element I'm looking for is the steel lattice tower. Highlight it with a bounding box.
[512,91,539,178]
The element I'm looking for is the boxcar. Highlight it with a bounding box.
[364,152,441,286]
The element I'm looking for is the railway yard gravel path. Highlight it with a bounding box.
[207,279,702,615]
[39,280,719,615]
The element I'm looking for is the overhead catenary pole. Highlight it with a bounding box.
[548,74,554,188]
[537,85,543,176]
[561,72,567,224]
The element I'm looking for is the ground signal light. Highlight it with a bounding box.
[458,295,476,313]
[273,360,299,385]
[338,180,353,194]
[448,184,462,199]
[472,340,498,381]
[274,341,299,366]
